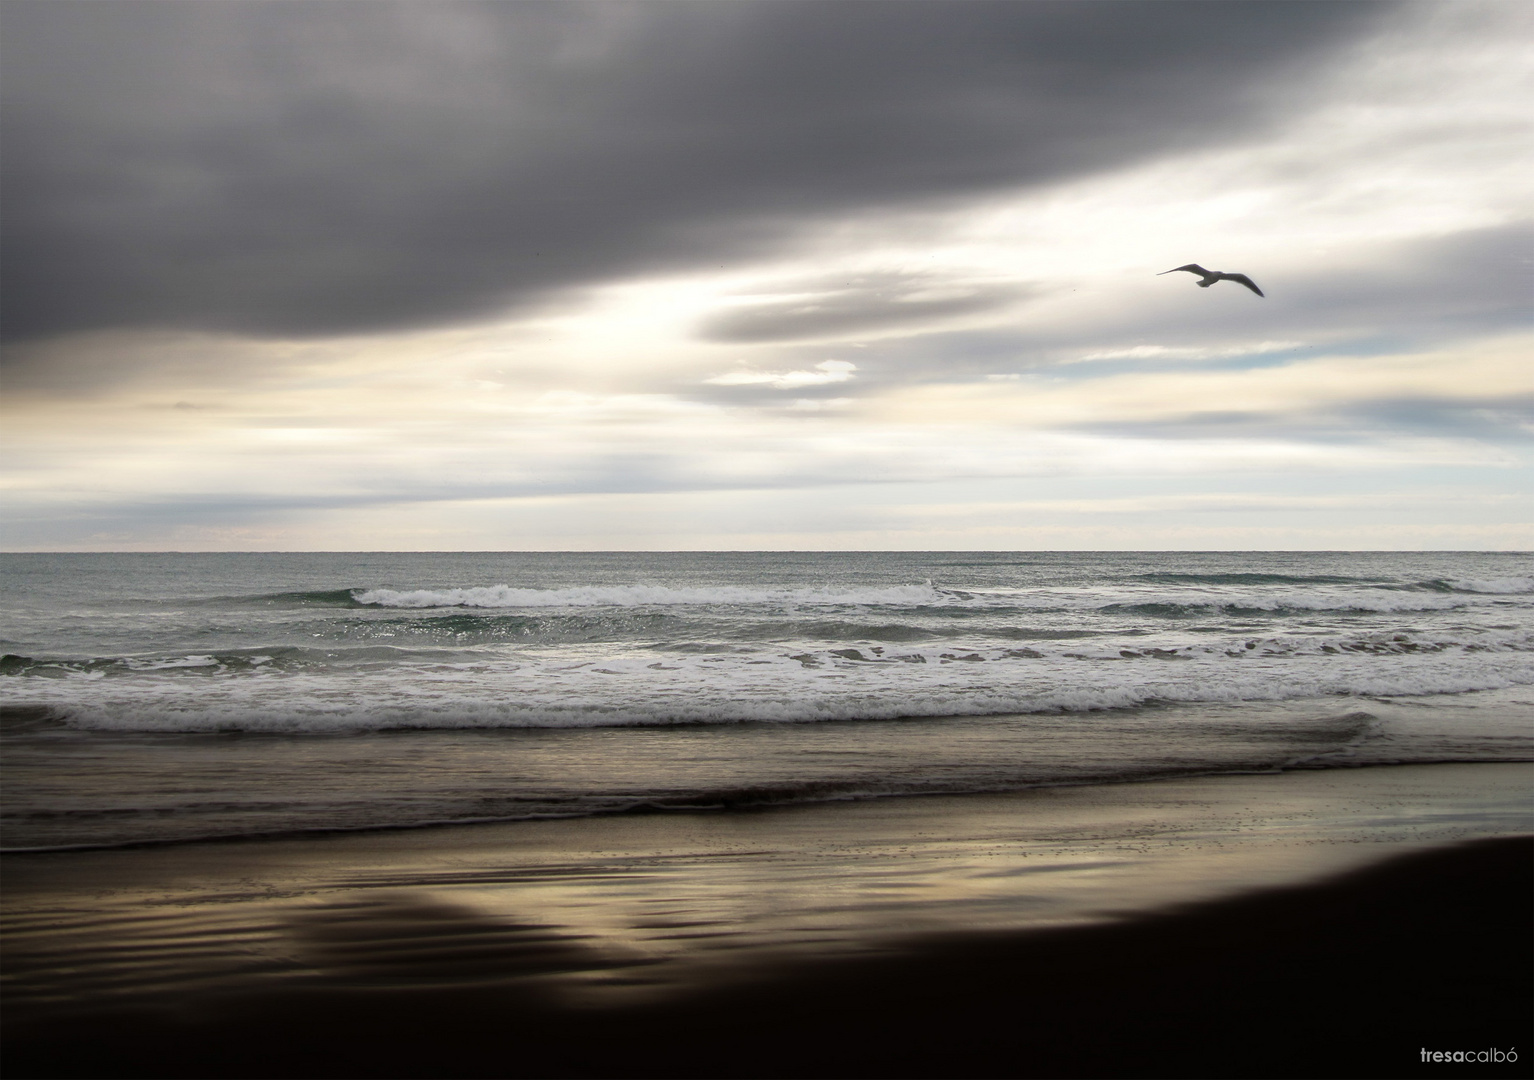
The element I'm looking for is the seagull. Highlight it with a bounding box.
[1158,264,1264,297]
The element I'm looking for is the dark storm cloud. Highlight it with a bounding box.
[1,0,1395,347]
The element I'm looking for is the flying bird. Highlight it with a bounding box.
[1158,264,1264,297]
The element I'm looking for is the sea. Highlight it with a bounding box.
[2,551,1531,852]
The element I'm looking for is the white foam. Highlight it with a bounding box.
[354,583,953,609]
[347,581,1511,615]
[1101,586,1501,613]
[1209,590,1470,613]
[124,655,219,671]
[1445,577,1534,594]
[12,636,1533,734]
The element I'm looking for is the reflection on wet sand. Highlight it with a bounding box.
[290,895,639,985]
[4,763,1529,1027]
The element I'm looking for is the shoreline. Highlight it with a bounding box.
[4,749,1531,857]
[4,762,1531,1077]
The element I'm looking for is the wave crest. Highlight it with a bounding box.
[1441,577,1534,595]
[353,583,952,609]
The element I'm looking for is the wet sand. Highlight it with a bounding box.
[3,763,1531,1078]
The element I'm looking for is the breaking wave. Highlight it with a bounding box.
[352,583,952,608]
[345,581,1510,615]
[1439,577,1534,595]
[10,631,1532,734]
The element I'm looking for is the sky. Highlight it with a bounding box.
[1,0,1530,551]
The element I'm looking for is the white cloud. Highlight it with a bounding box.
[704,360,857,389]
[1077,342,1303,364]
[875,334,1534,433]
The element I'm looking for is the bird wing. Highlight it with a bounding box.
[1158,264,1209,276]
[1221,273,1264,297]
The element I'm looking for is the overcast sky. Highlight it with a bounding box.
[2,0,1529,551]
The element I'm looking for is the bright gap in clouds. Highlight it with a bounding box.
[0,1,1529,550]
[706,360,857,390]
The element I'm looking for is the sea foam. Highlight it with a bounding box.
[348,581,1494,615]
[353,583,952,608]
[15,633,1532,734]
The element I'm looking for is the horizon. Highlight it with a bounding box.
[4,547,1532,553]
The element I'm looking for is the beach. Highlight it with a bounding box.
[4,762,1530,1078]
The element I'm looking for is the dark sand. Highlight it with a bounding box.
[3,764,1531,1078]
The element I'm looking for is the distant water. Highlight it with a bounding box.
[3,551,1531,850]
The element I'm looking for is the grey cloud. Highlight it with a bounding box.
[1,0,1395,350]
[666,220,1533,427]
[0,451,896,549]
[1091,222,1534,362]
[0,329,341,396]
[804,221,1534,388]
[1067,391,1534,448]
[1346,398,1534,444]
[1260,224,1534,343]
[699,272,1033,344]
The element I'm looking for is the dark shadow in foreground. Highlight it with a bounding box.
[4,836,1530,1079]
